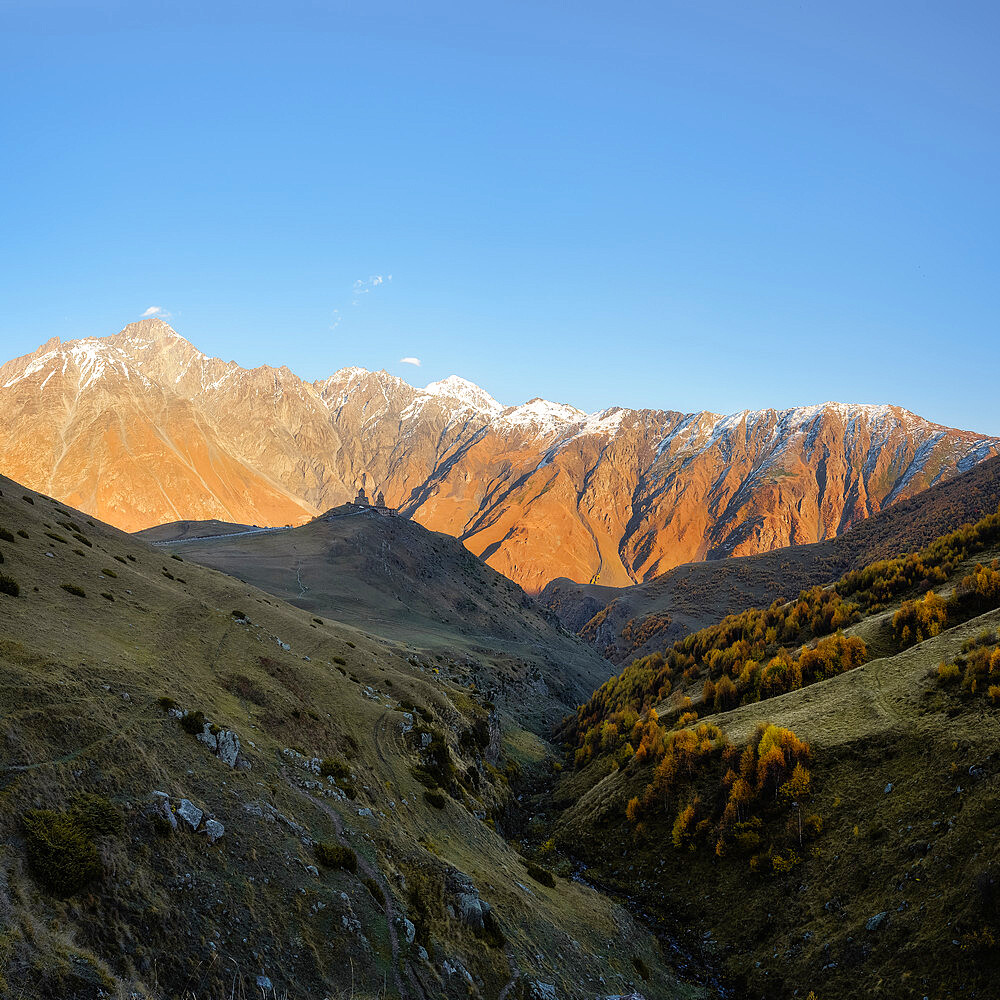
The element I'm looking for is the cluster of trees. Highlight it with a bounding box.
[937,628,1000,702]
[953,560,1000,614]
[622,720,817,871]
[892,560,1000,650]
[837,507,1000,611]
[702,632,867,707]
[621,611,672,648]
[568,507,1000,759]
[892,591,948,646]
[568,586,866,751]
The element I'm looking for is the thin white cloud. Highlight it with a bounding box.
[330,309,341,331]
[399,356,421,367]
[351,273,392,305]
[141,305,170,318]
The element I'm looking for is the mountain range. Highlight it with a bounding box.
[2,317,997,592]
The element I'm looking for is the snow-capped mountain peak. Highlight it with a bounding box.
[422,375,504,417]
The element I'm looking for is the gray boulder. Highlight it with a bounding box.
[197,726,218,752]
[216,730,241,768]
[177,798,203,830]
[455,890,485,931]
[526,983,558,1000]
[197,724,242,768]
[204,818,225,844]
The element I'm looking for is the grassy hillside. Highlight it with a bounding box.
[0,477,705,1000]
[544,453,1000,664]
[135,519,260,542]
[538,506,1000,999]
[138,505,612,731]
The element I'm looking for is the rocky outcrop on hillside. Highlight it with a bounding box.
[1,318,996,591]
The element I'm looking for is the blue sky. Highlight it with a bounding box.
[1,1,998,432]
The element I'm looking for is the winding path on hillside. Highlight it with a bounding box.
[283,769,430,1000]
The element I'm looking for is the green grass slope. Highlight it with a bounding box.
[0,476,706,1000]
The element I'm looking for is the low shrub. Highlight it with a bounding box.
[45,532,69,544]
[479,906,507,948]
[100,592,114,602]
[151,813,174,838]
[421,730,456,787]
[171,553,183,561]
[0,528,14,543]
[223,673,268,705]
[411,767,438,788]
[524,861,555,887]
[319,757,349,779]
[333,656,347,666]
[102,567,118,578]
[71,793,124,837]
[21,495,34,504]
[17,529,29,538]
[22,809,101,895]
[72,533,92,548]
[60,583,85,597]
[937,661,962,684]
[314,841,357,871]
[179,710,207,735]
[312,617,324,625]
[0,574,19,597]
[406,870,442,953]
[157,696,178,711]
[423,789,446,809]
[114,555,127,564]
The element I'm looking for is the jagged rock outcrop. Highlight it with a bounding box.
[1,318,996,591]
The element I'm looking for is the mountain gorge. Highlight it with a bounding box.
[2,318,997,592]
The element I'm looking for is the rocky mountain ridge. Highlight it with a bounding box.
[2,317,997,591]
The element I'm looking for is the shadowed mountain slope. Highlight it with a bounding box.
[138,504,613,729]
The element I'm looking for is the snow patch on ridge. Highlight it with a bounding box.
[2,350,60,389]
